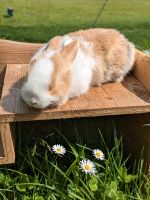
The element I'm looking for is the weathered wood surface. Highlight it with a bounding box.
[0,65,6,97]
[0,64,149,122]
[134,50,150,91]
[0,39,42,64]
[0,122,15,164]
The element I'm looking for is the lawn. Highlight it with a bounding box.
[0,0,150,49]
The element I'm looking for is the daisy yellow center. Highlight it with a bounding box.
[84,164,92,171]
[95,151,101,157]
[56,147,62,153]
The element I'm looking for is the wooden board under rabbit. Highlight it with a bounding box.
[0,64,150,123]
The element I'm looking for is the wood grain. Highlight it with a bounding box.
[0,122,15,164]
[134,49,150,91]
[0,65,6,98]
[0,39,42,64]
[0,64,149,122]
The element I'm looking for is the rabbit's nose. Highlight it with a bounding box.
[31,98,38,105]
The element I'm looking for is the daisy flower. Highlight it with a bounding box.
[52,144,66,156]
[80,159,96,175]
[93,149,105,160]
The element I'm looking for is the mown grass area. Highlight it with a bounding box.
[0,0,150,49]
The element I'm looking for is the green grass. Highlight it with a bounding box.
[0,130,150,200]
[0,0,150,49]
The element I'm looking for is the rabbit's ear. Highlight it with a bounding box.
[45,36,62,51]
[59,40,78,65]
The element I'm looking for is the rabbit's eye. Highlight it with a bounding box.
[49,82,55,91]
[30,58,36,66]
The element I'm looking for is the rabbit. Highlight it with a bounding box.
[21,28,136,109]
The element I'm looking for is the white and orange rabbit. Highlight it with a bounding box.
[21,28,139,109]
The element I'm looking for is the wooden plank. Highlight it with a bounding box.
[0,65,6,98]
[0,39,42,64]
[0,122,15,164]
[134,50,150,91]
[0,64,150,122]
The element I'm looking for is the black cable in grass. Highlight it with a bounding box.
[91,0,109,27]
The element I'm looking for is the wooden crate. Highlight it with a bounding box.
[0,39,150,169]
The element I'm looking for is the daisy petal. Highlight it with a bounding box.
[93,149,105,160]
[52,144,66,156]
[79,159,96,175]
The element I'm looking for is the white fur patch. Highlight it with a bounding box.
[28,57,54,86]
[60,36,95,98]
[21,56,58,108]
[63,35,92,50]
[31,43,48,61]
[63,36,73,47]
[68,46,95,98]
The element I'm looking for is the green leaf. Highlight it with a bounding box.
[28,185,34,190]
[110,181,118,191]
[124,174,137,183]
[69,144,79,158]
[23,196,30,200]
[68,192,85,200]
[117,191,126,200]
[118,166,137,183]
[3,175,12,187]
[22,174,29,183]
[105,181,118,198]
[118,166,124,177]
[35,196,44,200]
[0,173,5,184]
[89,177,98,192]
[16,184,26,192]
[67,183,76,193]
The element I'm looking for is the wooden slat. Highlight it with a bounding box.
[0,64,150,122]
[0,122,15,164]
[0,65,6,98]
[0,39,42,64]
[134,49,150,91]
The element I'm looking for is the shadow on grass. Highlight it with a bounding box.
[0,22,149,49]
[3,15,13,18]
[0,24,84,43]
